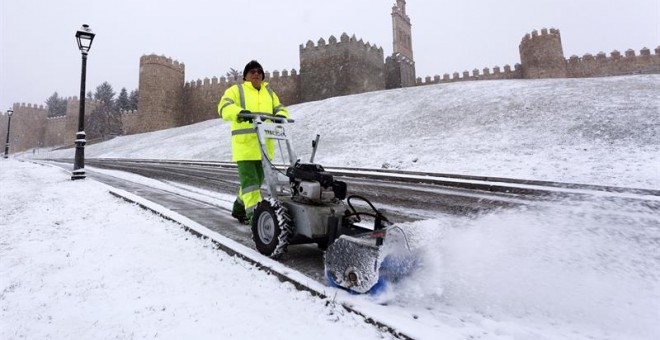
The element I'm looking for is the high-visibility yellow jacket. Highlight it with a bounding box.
[218,81,289,161]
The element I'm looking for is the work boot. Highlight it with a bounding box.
[231,211,250,225]
[232,199,249,224]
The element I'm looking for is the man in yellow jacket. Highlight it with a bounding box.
[218,60,289,224]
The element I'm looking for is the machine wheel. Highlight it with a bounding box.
[251,198,294,259]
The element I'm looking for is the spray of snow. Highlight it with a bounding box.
[385,198,660,339]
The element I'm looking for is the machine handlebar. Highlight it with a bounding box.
[238,112,294,123]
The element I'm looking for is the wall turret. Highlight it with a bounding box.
[137,54,185,133]
[299,33,385,102]
[519,28,568,78]
[386,53,415,88]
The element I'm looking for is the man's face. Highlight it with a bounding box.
[246,68,263,88]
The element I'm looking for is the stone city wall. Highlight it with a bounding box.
[417,28,659,85]
[5,27,658,155]
[4,98,98,154]
[120,109,141,136]
[566,47,660,78]
[2,103,47,153]
[181,70,300,126]
[43,115,68,147]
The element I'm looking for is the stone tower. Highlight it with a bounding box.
[299,34,385,102]
[137,55,185,133]
[386,0,416,88]
[519,28,568,78]
[392,0,413,60]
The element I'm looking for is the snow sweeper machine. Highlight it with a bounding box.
[238,112,418,294]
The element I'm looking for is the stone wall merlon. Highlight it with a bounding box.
[567,48,660,63]
[269,69,298,79]
[16,103,46,109]
[521,27,561,42]
[422,62,520,83]
[140,54,185,72]
[300,33,384,55]
[186,68,299,88]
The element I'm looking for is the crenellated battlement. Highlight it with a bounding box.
[57,96,102,106]
[568,47,659,63]
[300,33,384,66]
[520,28,561,45]
[300,33,383,53]
[566,46,660,77]
[14,102,47,110]
[416,64,523,85]
[140,54,185,73]
[266,68,299,80]
[184,69,300,88]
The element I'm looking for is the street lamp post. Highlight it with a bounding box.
[71,24,96,180]
[3,108,13,159]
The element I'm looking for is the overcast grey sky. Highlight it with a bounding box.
[1,0,658,112]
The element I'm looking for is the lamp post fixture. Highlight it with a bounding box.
[71,24,95,180]
[3,108,13,159]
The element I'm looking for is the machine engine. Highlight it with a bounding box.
[286,162,346,204]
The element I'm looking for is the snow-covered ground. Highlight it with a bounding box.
[2,75,659,339]
[0,160,394,339]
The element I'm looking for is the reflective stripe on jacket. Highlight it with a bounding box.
[218,81,289,161]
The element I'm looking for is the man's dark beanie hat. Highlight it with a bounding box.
[243,60,265,80]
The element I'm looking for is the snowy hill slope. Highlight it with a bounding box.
[44,75,660,189]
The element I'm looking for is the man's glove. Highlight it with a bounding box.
[237,110,253,123]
